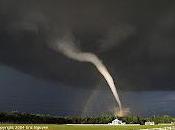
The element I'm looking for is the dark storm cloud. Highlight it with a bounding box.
[0,0,175,90]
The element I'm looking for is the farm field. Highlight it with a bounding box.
[0,124,174,130]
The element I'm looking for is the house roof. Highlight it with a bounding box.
[112,119,122,122]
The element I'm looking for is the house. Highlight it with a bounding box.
[145,121,155,125]
[109,118,125,125]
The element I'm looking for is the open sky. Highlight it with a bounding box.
[0,0,175,116]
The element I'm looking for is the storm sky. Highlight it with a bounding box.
[0,0,175,116]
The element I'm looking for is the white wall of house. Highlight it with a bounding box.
[109,118,125,125]
[145,122,155,125]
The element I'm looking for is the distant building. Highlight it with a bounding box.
[109,118,125,125]
[171,122,175,125]
[145,121,155,125]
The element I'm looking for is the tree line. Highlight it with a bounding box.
[0,112,175,124]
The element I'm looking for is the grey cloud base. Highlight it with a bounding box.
[0,0,175,90]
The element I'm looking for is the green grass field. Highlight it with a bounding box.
[0,124,174,130]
